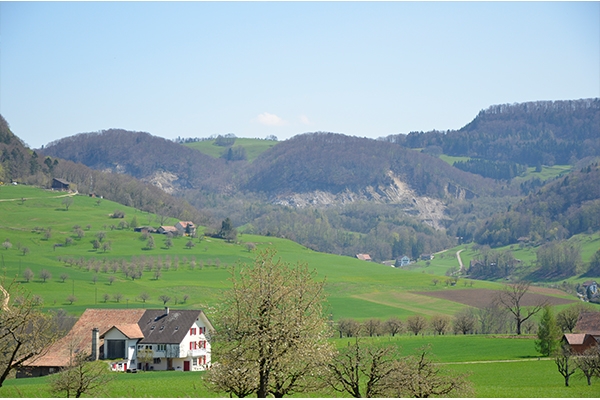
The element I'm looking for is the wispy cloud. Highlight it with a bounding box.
[299,115,310,125]
[255,112,286,126]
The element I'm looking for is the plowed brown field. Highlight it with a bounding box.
[413,288,576,308]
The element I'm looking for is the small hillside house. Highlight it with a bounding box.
[51,178,71,191]
[175,221,196,236]
[562,333,598,354]
[395,256,411,267]
[18,307,213,378]
[158,226,179,235]
[356,254,372,262]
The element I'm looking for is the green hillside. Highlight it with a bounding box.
[183,137,277,162]
[0,185,559,321]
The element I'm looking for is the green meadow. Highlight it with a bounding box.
[0,185,512,320]
[183,137,277,162]
[1,185,598,397]
[2,335,598,397]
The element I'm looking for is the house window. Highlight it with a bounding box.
[190,341,197,350]
[192,358,198,367]
[199,355,206,365]
[190,327,196,335]
[199,340,206,349]
[199,327,206,334]
[157,344,166,351]
[153,358,161,364]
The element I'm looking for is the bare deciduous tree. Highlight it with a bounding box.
[0,280,58,387]
[386,346,473,398]
[158,295,170,305]
[453,308,477,335]
[574,345,600,386]
[430,314,451,336]
[406,315,427,336]
[337,318,362,338]
[363,318,382,337]
[325,338,399,398]
[384,316,403,337]
[555,343,577,387]
[49,351,115,398]
[22,268,34,283]
[496,281,546,335]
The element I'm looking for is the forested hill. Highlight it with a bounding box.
[474,163,600,247]
[242,132,502,199]
[0,117,206,225]
[42,129,233,193]
[384,98,600,166]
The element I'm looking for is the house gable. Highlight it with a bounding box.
[23,309,146,369]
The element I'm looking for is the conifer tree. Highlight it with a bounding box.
[535,305,561,356]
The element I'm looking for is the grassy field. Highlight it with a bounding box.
[438,154,470,165]
[183,137,277,161]
[0,185,503,320]
[1,186,598,397]
[0,185,586,321]
[2,335,598,397]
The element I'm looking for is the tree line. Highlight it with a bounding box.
[473,164,600,248]
[383,98,600,167]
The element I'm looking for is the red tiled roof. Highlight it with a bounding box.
[26,309,146,367]
[100,324,144,339]
[564,333,589,345]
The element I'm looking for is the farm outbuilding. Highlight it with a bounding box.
[51,178,71,191]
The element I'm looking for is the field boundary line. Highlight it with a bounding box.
[440,358,551,365]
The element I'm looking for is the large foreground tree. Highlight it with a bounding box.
[0,279,58,387]
[206,249,332,398]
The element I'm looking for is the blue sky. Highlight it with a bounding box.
[1,1,598,148]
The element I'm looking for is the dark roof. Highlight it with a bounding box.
[52,178,71,185]
[575,311,600,334]
[138,309,203,344]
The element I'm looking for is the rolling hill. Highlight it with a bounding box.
[0,185,578,321]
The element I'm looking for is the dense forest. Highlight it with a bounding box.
[0,117,207,225]
[383,99,599,168]
[474,163,600,248]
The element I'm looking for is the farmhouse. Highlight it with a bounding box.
[356,253,372,261]
[395,256,411,267]
[51,178,71,191]
[158,225,178,235]
[18,307,213,378]
[175,221,196,236]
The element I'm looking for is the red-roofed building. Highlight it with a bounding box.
[18,307,213,378]
[356,254,372,261]
[562,333,598,354]
[175,221,196,236]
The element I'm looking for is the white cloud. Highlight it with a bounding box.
[299,115,310,125]
[256,112,286,126]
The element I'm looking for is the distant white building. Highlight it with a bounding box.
[395,256,411,267]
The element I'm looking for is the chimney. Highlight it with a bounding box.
[91,328,100,361]
[165,307,169,316]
